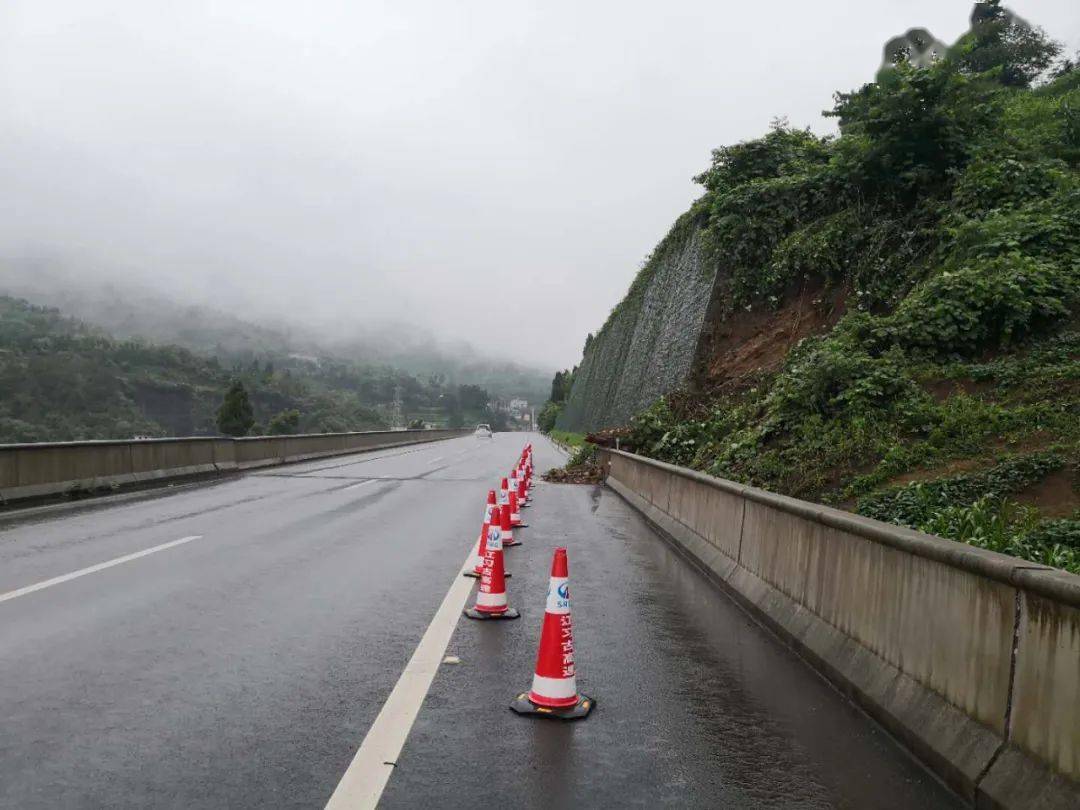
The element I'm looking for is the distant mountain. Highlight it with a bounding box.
[0,294,530,443]
[0,258,551,406]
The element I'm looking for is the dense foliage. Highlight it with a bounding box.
[216,381,255,437]
[623,6,1079,572]
[537,365,577,433]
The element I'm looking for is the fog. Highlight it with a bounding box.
[1,1,1077,369]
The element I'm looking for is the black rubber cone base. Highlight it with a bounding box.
[512,523,529,529]
[463,606,520,620]
[463,570,511,579]
[510,693,595,720]
[502,539,522,547]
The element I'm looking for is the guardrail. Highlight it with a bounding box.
[597,448,1079,809]
[0,429,470,505]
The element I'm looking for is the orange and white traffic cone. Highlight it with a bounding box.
[509,490,527,527]
[498,477,510,509]
[517,466,531,506]
[499,503,521,547]
[511,547,593,719]
[464,491,511,579]
[463,517,519,621]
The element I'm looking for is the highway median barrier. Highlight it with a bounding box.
[0,428,469,508]
[596,447,1079,810]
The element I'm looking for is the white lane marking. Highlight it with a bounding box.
[428,456,444,464]
[0,535,204,605]
[325,549,476,810]
[343,480,377,492]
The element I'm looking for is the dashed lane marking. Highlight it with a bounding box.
[325,547,475,809]
[0,535,204,605]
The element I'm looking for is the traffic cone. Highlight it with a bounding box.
[499,503,521,547]
[509,490,527,527]
[498,477,510,508]
[464,491,510,579]
[463,518,519,620]
[510,548,593,719]
[517,466,531,505]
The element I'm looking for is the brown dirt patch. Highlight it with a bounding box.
[923,378,995,402]
[1013,469,1079,518]
[990,431,1058,454]
[699,281,846,392]
[888,458,990,487]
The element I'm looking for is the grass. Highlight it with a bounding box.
[548,429,586,448]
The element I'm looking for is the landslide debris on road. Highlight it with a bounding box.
[543,463,605,484]
[544,443,605,484]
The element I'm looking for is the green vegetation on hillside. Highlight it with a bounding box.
[548,429,585,449]
[0,267,551,408]
[617,4,1079,571]
[537,365,577,432]
[0,296,510,442]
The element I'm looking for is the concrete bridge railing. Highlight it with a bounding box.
[598,448,1079,810]
[0,429,470,505]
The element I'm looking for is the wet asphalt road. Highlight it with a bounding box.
[0,433,963,808]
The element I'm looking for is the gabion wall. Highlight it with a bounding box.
[557,222,717,432]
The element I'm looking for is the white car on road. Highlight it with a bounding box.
[474,423,493,438]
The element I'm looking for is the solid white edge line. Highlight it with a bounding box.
[0,535,204,604]
[325,549,476,810]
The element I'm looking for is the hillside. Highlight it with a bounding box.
[0,296,511,442]
[0,262,550,406]
[554,4,1080,571]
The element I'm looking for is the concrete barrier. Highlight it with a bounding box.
[0,429,470,505]
[598,448,1079,809]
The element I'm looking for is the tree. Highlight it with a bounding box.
[267,409,300,435]
[955,0,1061,88]
[548,367,577,404]
[549,371,563,403]
[216,380,255,437]
[537,401,562,433]
[1051,51,1079,80]
[457,384,489,413]
[828,60,996,207]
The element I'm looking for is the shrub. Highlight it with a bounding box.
[537,401,563,433]
[267,409,301,435]
[870,255,1078,357]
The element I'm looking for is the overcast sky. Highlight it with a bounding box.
[1,1,1077,369]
